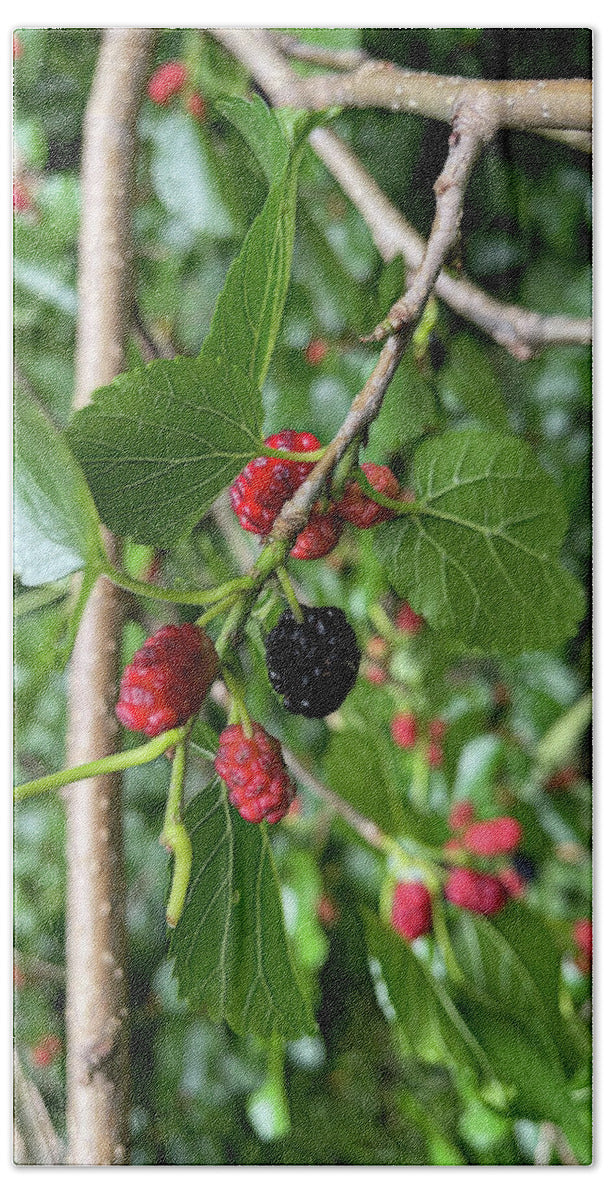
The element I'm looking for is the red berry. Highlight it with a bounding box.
[336,463,400,529]
[573,918,592,960]
[427,743,443,769]
[290,506,343,560]
[462,816,522,856]
[13,181,31,213]
[445,867,507,916]
[13,34,23,59]
[13,963,25,988]
[365,664,387,685]
[395,602,424,635]
[443,837,464,853]
[31,1034,62,1069]
[147,61,188,105]
[116,624,218,738]
[428,718,447,742]
[304,338,328,366]
[498,867,526,899]
[230,430,321,536]
[391,712,417,749]
[390,881,433,941]
[187,91,206,121]
[448,800,475,831]
[366,636,387,661]
[545,766,580,792]
[215,721,295,824]
[317,895,339,927]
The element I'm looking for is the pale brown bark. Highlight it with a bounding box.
[65,28,154,1166]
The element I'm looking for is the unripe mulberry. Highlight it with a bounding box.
[147,61,188,105]
[290,506,343,560]
[230,430,321,535]
[391,712,417,750]
[395,602,424,635]
[444,867,507,916]
[462,816,522,856]
[116,624,218,737]
[214,721,294,824]
[390,881,433,941]
[336,463,400,529]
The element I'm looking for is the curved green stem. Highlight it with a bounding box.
[276,564,303,622]
[221,664,253,738]
[354,471,419,515]
[14,727,185,801]
[103,563,253,608]
[160,735,192,928]
[263,445,326,463]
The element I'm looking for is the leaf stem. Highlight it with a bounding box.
[14,727,184,801]
[263,446,327,463]
[275,564,303,622]
[103,563,254,608]
[159,735,192,927]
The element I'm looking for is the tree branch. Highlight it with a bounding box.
[65,27,154,1166]
[211,28,590,360]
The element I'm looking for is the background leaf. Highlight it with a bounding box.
[374,430,585,654]
[216,94,288,184]
[171,779,316,1040]
[14,388,104,585]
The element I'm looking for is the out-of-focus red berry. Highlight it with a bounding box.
[395,602,424,635]
[187,91,206,121]
[573,918,592,961]
[365,664,387,685]
[147,61,188,105]
[317,895,339,927]
[462,816,522,856]
[13,963,25,988]
[13,34,24,59]
[544,766,580,792]
[13,181,31,213]
[498,867,526,899]
[391,713,417,750]
[366,635,387,661]
[443,837,464,853]
[445,867,508,916]
[448,800,475,831]
[390,881,433,941]
[428,718,447,743]
[427,743,443,769]
[304,338,328,366]
[31,1034,62,1069]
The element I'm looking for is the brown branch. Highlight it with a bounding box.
[365,93,495,340]
[282,749,388,853]
[311,126,591,359]
[66,28,154,1166]
[275,60,592,132]
[211,28,590,360]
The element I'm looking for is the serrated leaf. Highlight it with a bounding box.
[67,124,310,546]
[171,779,316,1041]
[363,910,492,1077]
[374,430,585,654]
[66,358,263,546]
[216,94,288,184]
[14,388,104,585]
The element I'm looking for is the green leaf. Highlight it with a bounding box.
[171,779,316,1041]
[216,94,288,184]
[67,122,311,546]
[14,388,104,585]
[374,430,585,654]
[438,333,510,432]
[325,731,407,837]
[363,911,492,1078]
[66,357,263,546]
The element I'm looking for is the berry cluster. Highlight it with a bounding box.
[147,60,206,122]
[116,624,218,737]
[265,605,361,718]
[442,800,525,914]
[390,710,446,768]
[214,721,295,824]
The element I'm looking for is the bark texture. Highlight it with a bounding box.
[65,27,154,1166]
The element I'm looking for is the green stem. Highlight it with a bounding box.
[103,564,253,608]
[355,472,419,515]
[430,892,463,982]
[14,727,185,801]
[159,736,192,928]
[195,593,244,627]
[263,446,326,463]
[276,564,303,622]
[221,664,253,737]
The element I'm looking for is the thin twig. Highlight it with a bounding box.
[273,33,368,71]
[282,748,388,853]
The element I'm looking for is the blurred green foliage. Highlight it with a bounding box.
[14,27,591,1165]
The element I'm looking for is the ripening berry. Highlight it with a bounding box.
[448,800,476,831]
[395,602,424,635]
[462,816,522,856]
[428,718,447,743]
[215,721,295,824]
[317,895,339,927]
[427,743,443,769]
[305,338,329,366]
[573,918,592,961]
[365,663,388,685]
[13,181,31,213]
[147,61,188,105]
[336,463,400,529]
[391,712,417,750]
[187,91,206,121]
[290,507,343,560]
[390,881,433,941]
[498,867,526,899]
[116,624,219,737]
[13,34,24,59]
[366,636,388,661]
[31,1034,62,1069]
[230,430,321,535]
[444,867,507,916]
